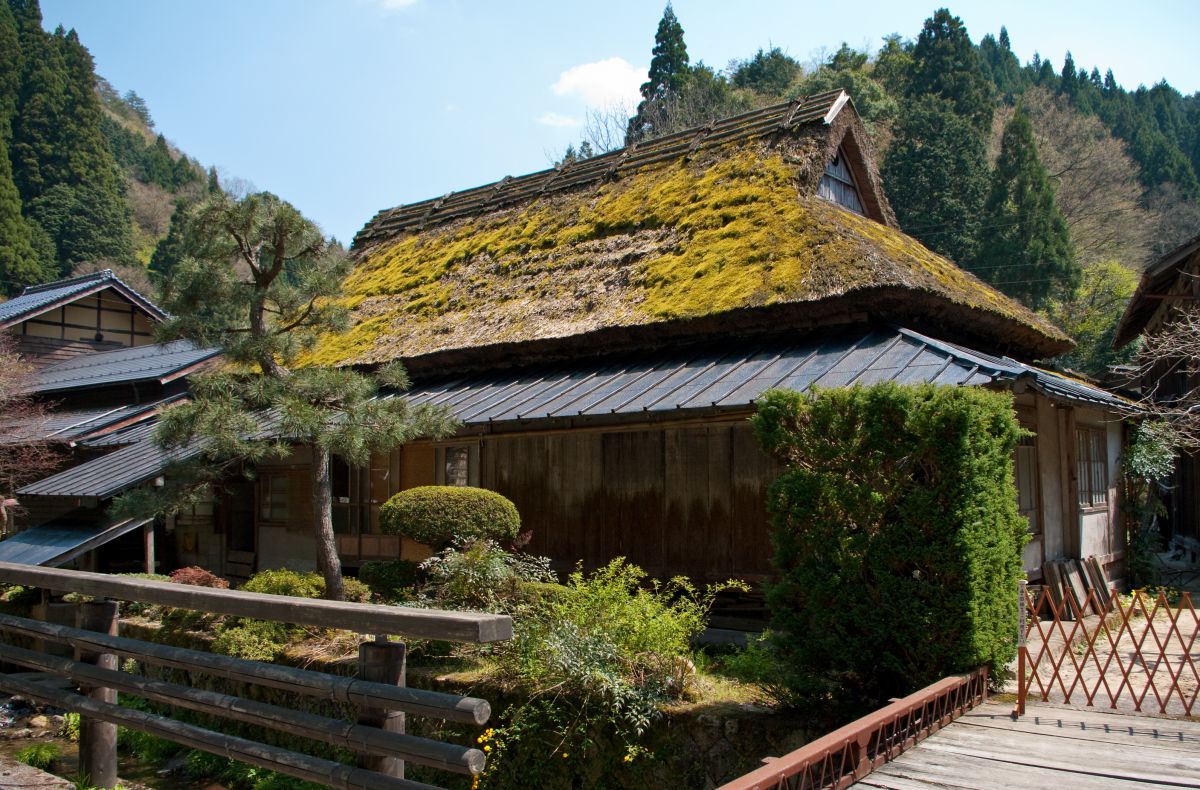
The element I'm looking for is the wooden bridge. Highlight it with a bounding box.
[0,561,512,790]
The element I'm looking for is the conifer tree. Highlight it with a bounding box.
[627,4,691,142]
[883,95,988,266]
[142,193,456,600]
[906,8,993,133]
[974,108,1078,309]
[9,2,69,205]
[0,135,43,294]
[0,2,22,140]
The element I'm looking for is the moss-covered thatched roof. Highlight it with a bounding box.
[315,90,1069,371]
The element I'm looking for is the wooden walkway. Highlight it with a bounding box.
[857,701,1200,789]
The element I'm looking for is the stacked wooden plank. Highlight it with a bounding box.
[1039,556,1113,620]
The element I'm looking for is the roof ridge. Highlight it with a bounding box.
[20,269,112,295]
[351,91,850,252]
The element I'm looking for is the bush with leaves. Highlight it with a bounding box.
[752,383,1028,719]
[357,559,420,602]
[380,486,521,548]
[1122,420,1178,586]
[477,559,745,786]
[419,539,555,613]
[15,742,59,771]
[169,566,230,589]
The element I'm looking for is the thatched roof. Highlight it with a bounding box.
[314,90,1069,372]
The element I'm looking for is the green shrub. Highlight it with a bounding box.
[15,742,60,770]
[752,384,1028,717]
[485,558,745,777]
[419,539,555,612]
[342,576,372,603]
[358,559,420,601]
[242,569,324,598]
[380,486,520,546]
[211,620,290,662]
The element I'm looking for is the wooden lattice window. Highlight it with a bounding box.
[258,473,290,522]
[1015,434,1040,534]
[435,444,478,487]
[1076,426,1109,507]
[818,147,865,215]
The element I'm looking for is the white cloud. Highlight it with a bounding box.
[537,112,582,128]
[368,0,419,13]
[551,57,645,108]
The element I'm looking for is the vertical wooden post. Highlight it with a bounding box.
[357,636,406,779]
[77,599,119,790]
[143,521,155,575]
[1016,580,1027,718]
[31,599,76,658]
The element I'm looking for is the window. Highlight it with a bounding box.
[258,474,289,522]
[1076,427,1109,507]
[817,147,865,215]
[1015,434,1040,534]
[435,444,479,487]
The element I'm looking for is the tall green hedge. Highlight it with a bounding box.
[751,383,1027,715]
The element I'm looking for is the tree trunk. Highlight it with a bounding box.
[310,443,345,601]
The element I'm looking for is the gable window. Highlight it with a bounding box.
[1015,434,1040,534]
[1076,426,1109,508]
[818,147,865,215]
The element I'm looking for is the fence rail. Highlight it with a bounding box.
[718,668,988,790]
[1016,580,1199,717]
[0,563,512,790]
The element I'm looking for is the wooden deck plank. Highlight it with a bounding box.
[854,702,1200,789]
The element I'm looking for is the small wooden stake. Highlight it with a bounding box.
[77,599,119,790]
[358,637,407,779]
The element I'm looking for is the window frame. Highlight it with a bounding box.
[1076,425,1109,509]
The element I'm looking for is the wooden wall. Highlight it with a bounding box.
[480,419,779,583]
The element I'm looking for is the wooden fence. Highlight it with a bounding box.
[0,561,512,790]
[717,668,988,790]
[1016,579,1199,717]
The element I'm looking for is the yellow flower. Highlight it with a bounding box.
[562,752,569,759]
[624,755,633,763]
[477,736,484,743]
[484,745,491,752]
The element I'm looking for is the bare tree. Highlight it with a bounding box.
[0,334,62,535]
[997,88,1154,268]
[583,103,634,154]
[1132,299,1200,449]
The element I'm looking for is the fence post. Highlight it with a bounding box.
[1015,580,1027,718]
[358,635,407,778]
[77,599,119,790]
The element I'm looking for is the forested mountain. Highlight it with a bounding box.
[605,6,1200,375]
[0,0,208,297]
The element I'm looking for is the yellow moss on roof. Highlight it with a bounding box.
[307,145,1065,367]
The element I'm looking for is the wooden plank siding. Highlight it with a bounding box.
[480,420,777,582]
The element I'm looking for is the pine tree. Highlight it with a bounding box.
[883,95,989,266]
[627,4,691,142]
[906,8,993,133]
[136,193,457,600]
[0,134,44,294]
[9,2,69,204]
[974,109,1078,309]
[0,2,22,140]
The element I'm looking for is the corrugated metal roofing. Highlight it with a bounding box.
[0,518,151,566]
[0,270,166,328]
[16,327,1129,499]
[0,398,176,444]
[31,341,220,394]
[403,327,1131,425]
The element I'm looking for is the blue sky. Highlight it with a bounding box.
[41,0,1200,244]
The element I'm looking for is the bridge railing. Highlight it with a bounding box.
[0,561,512,790]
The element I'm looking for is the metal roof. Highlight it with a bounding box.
[30,341,220,394]
[0,518,152,566]
[0,398,178,445]
[16,327,1129,500]
[0,269,167,328]
[17,436,198,499]
[403,327,1131,426]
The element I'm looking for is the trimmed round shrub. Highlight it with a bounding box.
[242,569,324,599]
[358,560,420,601]
[379,486,521,546]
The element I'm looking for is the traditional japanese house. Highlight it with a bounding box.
[14,91,1134,589]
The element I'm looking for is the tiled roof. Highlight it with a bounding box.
[0,270,167,328]
[30,341,220,394]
